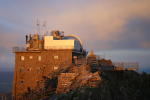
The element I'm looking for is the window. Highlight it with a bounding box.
[54,67,58,70]
[20,81,23,84]
[20,68,24,73]
[28,68,32,71]
[38,43,41,48]
[54,56,58,59]
[21,56,24,61]
[73,56,77,59]
[30,56,33,59]
[37,68,40,73]
[38,56,41,61]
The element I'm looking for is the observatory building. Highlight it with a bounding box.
[12,30,87,97]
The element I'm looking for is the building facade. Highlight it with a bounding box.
[12,31,87,97]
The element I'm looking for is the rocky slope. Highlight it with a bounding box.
[48,65,150,100]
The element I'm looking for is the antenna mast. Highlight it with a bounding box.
[37,19,39,35]
[43,21,46,35]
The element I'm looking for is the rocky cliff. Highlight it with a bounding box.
[47,64,150,100]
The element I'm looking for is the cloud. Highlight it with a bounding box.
[0,0,150,51]
[0,0,150,72]
[0,33,25,50]
[0,18,33,49]
[34,0,150,51]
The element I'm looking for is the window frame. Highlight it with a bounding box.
[21,56,25,61]
[20,68,24,73]
[54,56,58,59]
[54,67,58,70]
[38,43,41,48]
[20,81,23,84]
[37,68,40,73]
[29,56,33,59]
[28,68,32,71]
[38,56,41,61]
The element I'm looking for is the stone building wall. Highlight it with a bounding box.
[12,52,42,97]
[41,50,73,76]
[12,50,73,97]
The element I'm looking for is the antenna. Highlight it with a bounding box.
[40,20,46,35]
[39,20,40,35]
[43,21,46,35]
[37,19,39,35]
[41,25,43,35]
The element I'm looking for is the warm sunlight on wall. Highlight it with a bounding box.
[44,36,80,50]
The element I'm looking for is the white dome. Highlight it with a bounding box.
[63,35,83,49]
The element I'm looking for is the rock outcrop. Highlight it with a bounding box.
[47,68,150,100]
[55,64,102,94]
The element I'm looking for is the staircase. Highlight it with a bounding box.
[74,57,87,66]
[56,73,79,94]
[87,58,99,67]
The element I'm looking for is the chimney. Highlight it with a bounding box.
[29,34,31,40]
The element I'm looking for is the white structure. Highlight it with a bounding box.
[44,36,81,50]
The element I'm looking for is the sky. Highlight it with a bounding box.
[0,0,150,74]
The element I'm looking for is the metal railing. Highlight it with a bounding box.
[73,55,88,66]
[11,46,27,51]
[96,55,101,60]
[112,62,139,70]
[87,54,139,70]
[49,31,64,37]
[88,55,103,60]
[98,62,139,70]
[98,55,105,59]
[38,35,44,40]
[99,62,113,67]
[0,92,12,100]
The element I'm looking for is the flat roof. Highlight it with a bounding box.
[12,51,41,53]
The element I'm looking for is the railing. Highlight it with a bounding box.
[113,62,139,70]
[98,55,105,59]
[98,62,139,70]
[11,46,27,51]
[88,55,103,60]
[44,46,74,50]
[49,31,64,37]
[38,35,44,40]
[96,55,102,60]
[0,92,12,100]
[99,62,113,67]
[87,53,139,70]
[73,55,88,66]
[12,88,59,100]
